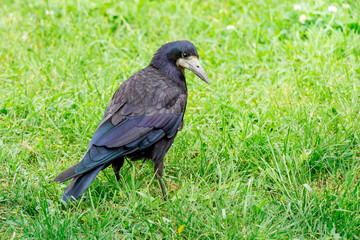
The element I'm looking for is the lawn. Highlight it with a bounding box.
[1,0,360,238]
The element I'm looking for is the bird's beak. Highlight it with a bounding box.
[177,56,210,83]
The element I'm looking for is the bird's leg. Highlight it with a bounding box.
[156,171,167,201]
[115,171,120,182]
[154,160,167,201]
[112,158,124,182]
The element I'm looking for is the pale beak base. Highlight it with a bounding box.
[177,56,209,83]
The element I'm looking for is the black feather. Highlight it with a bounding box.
[53,164,78,183]
[62,164,105,202]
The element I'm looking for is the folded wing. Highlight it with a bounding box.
[74,111,184,174]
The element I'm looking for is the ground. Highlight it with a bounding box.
[1,0,360,238]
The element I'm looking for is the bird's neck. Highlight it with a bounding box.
[149,61,187,90]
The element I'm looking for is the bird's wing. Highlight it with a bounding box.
[74,92,186,175]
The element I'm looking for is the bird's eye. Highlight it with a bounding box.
[181,52,188,58]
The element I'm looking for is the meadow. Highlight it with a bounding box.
[1,0,360,238]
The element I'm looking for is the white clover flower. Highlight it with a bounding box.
[46,10,54,16]
[21,33,28,41]
[328,5,337,12]
[226,25,236,31]
[342,3,350,9]
[293,4,301,10]
[299,14,307,24]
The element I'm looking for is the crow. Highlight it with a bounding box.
[54,40,209,202]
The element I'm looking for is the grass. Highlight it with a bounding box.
[1,0,360,238]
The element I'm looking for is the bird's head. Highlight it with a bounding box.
[150,41,209,83]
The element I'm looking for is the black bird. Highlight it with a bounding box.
[54,41,209,202]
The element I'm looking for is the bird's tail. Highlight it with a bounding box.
[55,164,105,202]
[53,164,79,183]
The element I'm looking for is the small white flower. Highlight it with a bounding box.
[293,4,301,10]
[342,3,350,9]
[299,14,307,24]
[226,25,236,31]
[328,5,337,12]
[162,217,171,223]
[46,10,54,16]
[222,209,226,219]
[21,33,28,41]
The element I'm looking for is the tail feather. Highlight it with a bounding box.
[53,164,79,183]
[62,164,105,202]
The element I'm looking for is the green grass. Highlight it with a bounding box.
[1,0,360,238]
